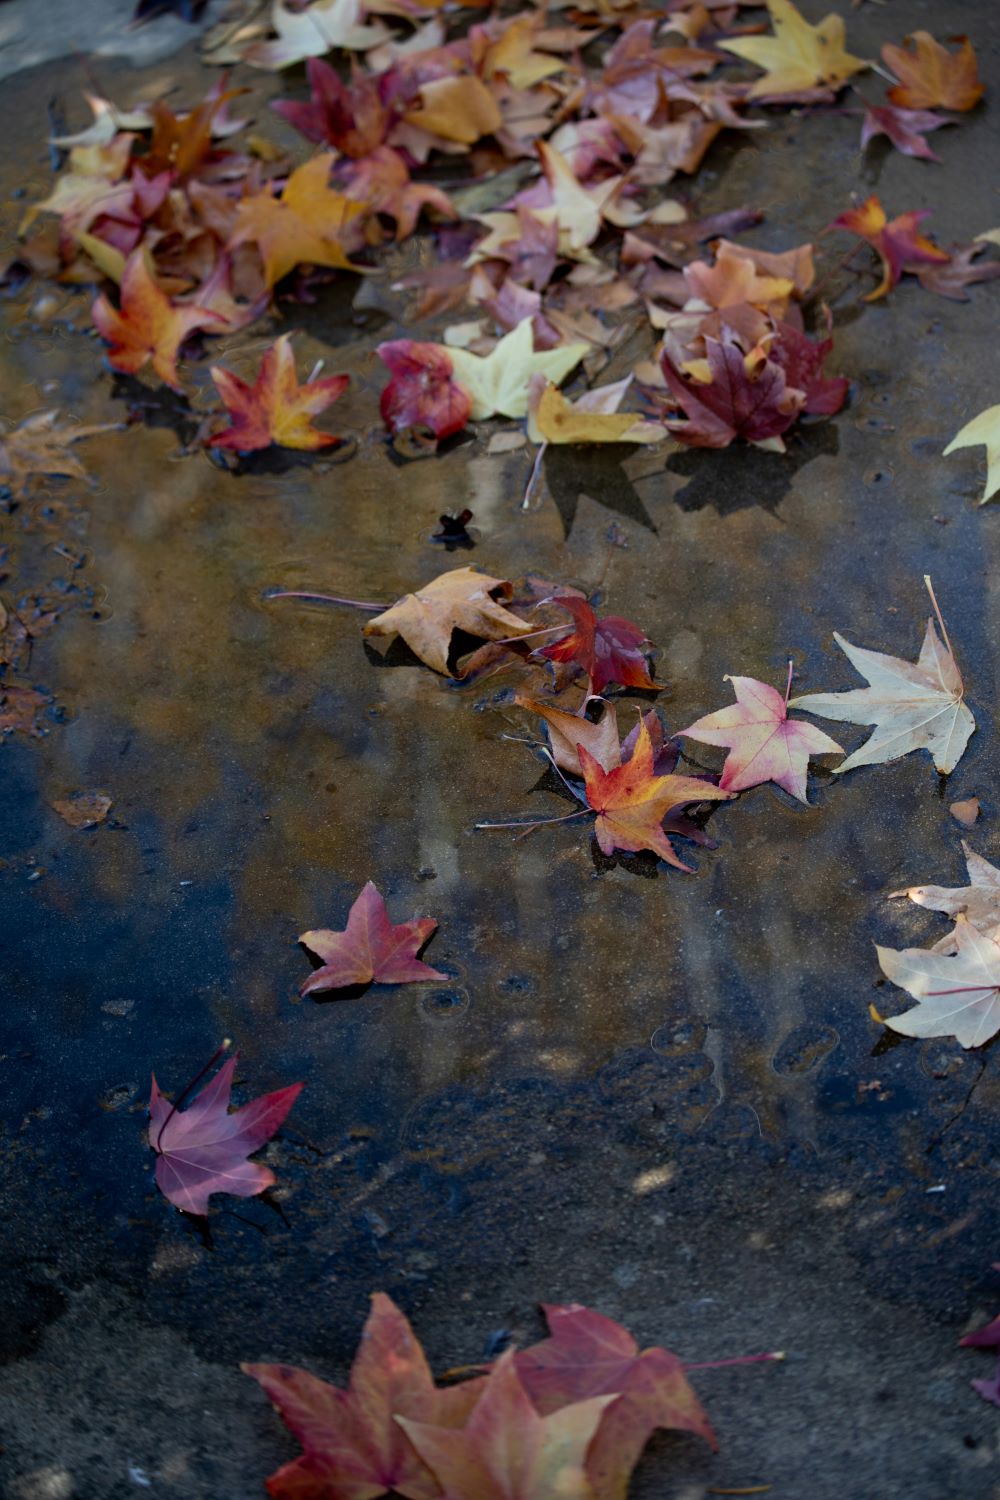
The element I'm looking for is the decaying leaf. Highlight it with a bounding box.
[792,593,974,776]
[660,334,804,449]
[580,717,732,870]
[680,673,843,804]
[889,841,1000,942]
[0,410,118,497]
[528,377,665,446]
[513,1303,716,1500]
[245,1293,484,1500]
[882,31,984,112]
[148,1053,303,1215]
[860,103,950,164]
[828,195,949,301]
[876,915,1000,1049]
[377,340,472,440]
[718,0,866,99]
[515,694,624,778]
[229,153,366,287]
[92,250,222,391]
[944,404,1000,504]
[950,797,980,828]
[399,1349,614,1500]
[209,334,348,452]
[299,881,445,995]
[536,595,658,695]
[50,791,112,828]
[363,567,537,676]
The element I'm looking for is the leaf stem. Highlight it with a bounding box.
[685,1350,785,1371]
[265,589,387,611]
[923,574,955,659]
[474,809,590,831]
[784,658,793,708]
[155,1039,232,1152]
[522,439,547,510]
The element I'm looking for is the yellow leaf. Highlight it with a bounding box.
[719,0,866,98]
[943,403,1000,505]
[447,318,588,420]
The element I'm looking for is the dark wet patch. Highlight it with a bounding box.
[542,445,658,537]
[667,419,840,513]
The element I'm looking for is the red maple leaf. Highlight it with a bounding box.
[92,249,222,390]
[148,1053,302,1215]
[208,334,348,452]
[915,243,1000,302]
[377,339,471,440]
[514,1303,716,1500]
[660,335,804,449]
[340,146,455,241]
[828,194,950,300]
[768,317,848,416]
[860,103,950,163]
[272,58,391,156]
[537,595,657,694]
[298,880,446,995]
[244,1293,485,1499]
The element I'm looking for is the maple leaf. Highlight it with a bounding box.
[768,319,848,416]
[272,58,389,155]
[0,410,119,497]
[860,103,950,163]
[660,334,804,449]
[398,1348,615,1500]
[229,154,366,289]
[679,672,843,804]
[363,567,537,676]
[683,243,796,313]
[484,15,567,91]
[209,334,348,453]
[377,340,472,440]
[915,244,1000,302]
[401,75,502,148]
[876,915,1000,1049]
[791,590,975,776]
[944,404,1000,504]
[342,147,455,240]
[241,0,388,69]
[889,842,1000,949]
[882,32,984,112]
[148,1053,302,1215]
[446,319,589,421]
[537,596,658,695]
[528,377,665,446]
[299,881,445,995]
[580,717,732,870]
[91,250,222,391]
[718,0,866,100]
[828,195,949,301]
[514,1304,716,1500]
[245,1293,484,1500]
[49,92,154,150]
[515,694,624,778]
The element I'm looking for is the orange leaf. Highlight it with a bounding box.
[229,153,367,288]
[209,333,348,452]
[829,193,949,300]
[91,249,222,390]
[882,31,984,112]
[580,718,732,870]
[403,75,502,146]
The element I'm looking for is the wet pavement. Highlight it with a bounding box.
[0,3,999,1497]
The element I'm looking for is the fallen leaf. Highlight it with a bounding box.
[229,153,367,288]
[528,378,665,445]
[92,249,222,390]
[828,194,949,301]
[916,242,1000,301]
[536,595,658,695]
[860,103,950,163]
[403,75,502,147]
[882,31,984,112]
[679,673,843,804]
[485,16,567,91]
[0,683,52,735]
[768,318,848,415]
[209,334,348,452]
[272,58,389,154]
[944,404,1000,504]
[950,797,980,828]
[515,694,623,777]
[660,334,804,449]
[447,318,589,421]
[244,1294,485,1500]
[50,791,112,828]
[299,881,445,995]
[363,566,537,676]
[889,840,1000,941]
[791,598,975,776]
[0,410,118,497]
[580,716,732,870]
[514,1304,716,1500]
[148,1053,302,1215]
[242,0,388,69]
[399,1349,614,1500]
[876,915,1000,1049]
[343,146,455,240]
[49,92,154,150]
[718,0,866,99]
[378,339,472,440]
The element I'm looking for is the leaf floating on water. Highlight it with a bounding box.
[0,411,119,497]
[299,880,446,995]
